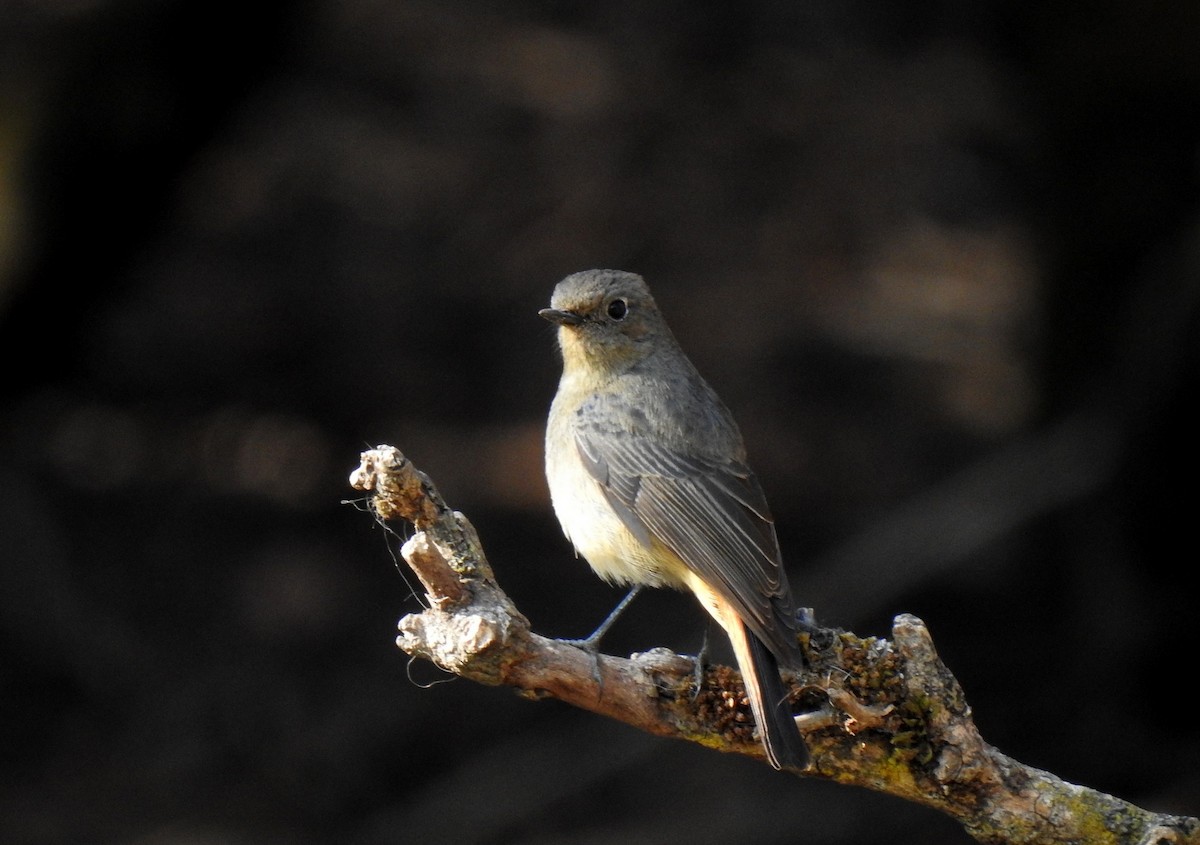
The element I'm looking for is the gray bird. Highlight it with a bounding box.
[540,268,809,770]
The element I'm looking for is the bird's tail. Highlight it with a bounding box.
[735,623,810,771]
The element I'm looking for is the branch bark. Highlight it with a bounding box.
[349,445,1197,845]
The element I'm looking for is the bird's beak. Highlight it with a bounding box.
[539,307,585,326]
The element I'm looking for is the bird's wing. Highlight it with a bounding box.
[574,428,800,662]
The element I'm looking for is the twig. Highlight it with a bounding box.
[350,445,1198,845]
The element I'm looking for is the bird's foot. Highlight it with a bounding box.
[795,606,818,633]
[555,585,644,687]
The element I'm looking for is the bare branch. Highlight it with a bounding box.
[350,445,1199,845]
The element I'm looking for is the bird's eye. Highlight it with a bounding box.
[607,298,628,320]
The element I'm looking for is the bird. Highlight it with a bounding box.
[539,268,809,770]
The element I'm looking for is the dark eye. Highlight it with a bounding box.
[607,298,628,320]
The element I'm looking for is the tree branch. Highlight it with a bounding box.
[349,445,1197,845]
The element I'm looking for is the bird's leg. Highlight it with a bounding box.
[557,585,643,684]
[560,584,643,651]
[795,606,818,633]
[793,606,819,670]
[691,626,710,700]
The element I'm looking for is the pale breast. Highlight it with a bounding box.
[545,416,685,590]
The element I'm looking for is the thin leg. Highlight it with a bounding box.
[795,606,818,633]
[560,585,644,652]
[794,606,818,669]
[692,626,710,700]
[557,585,644,687]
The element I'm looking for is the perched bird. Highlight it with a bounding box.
[540,269,809,770]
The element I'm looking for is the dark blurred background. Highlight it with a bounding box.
[1,1,1196,843]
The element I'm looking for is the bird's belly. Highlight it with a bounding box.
[546,449,685,589]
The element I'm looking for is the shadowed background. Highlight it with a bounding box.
[1,1,1197,843]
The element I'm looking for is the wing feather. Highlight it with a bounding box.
[574,431,800,663]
